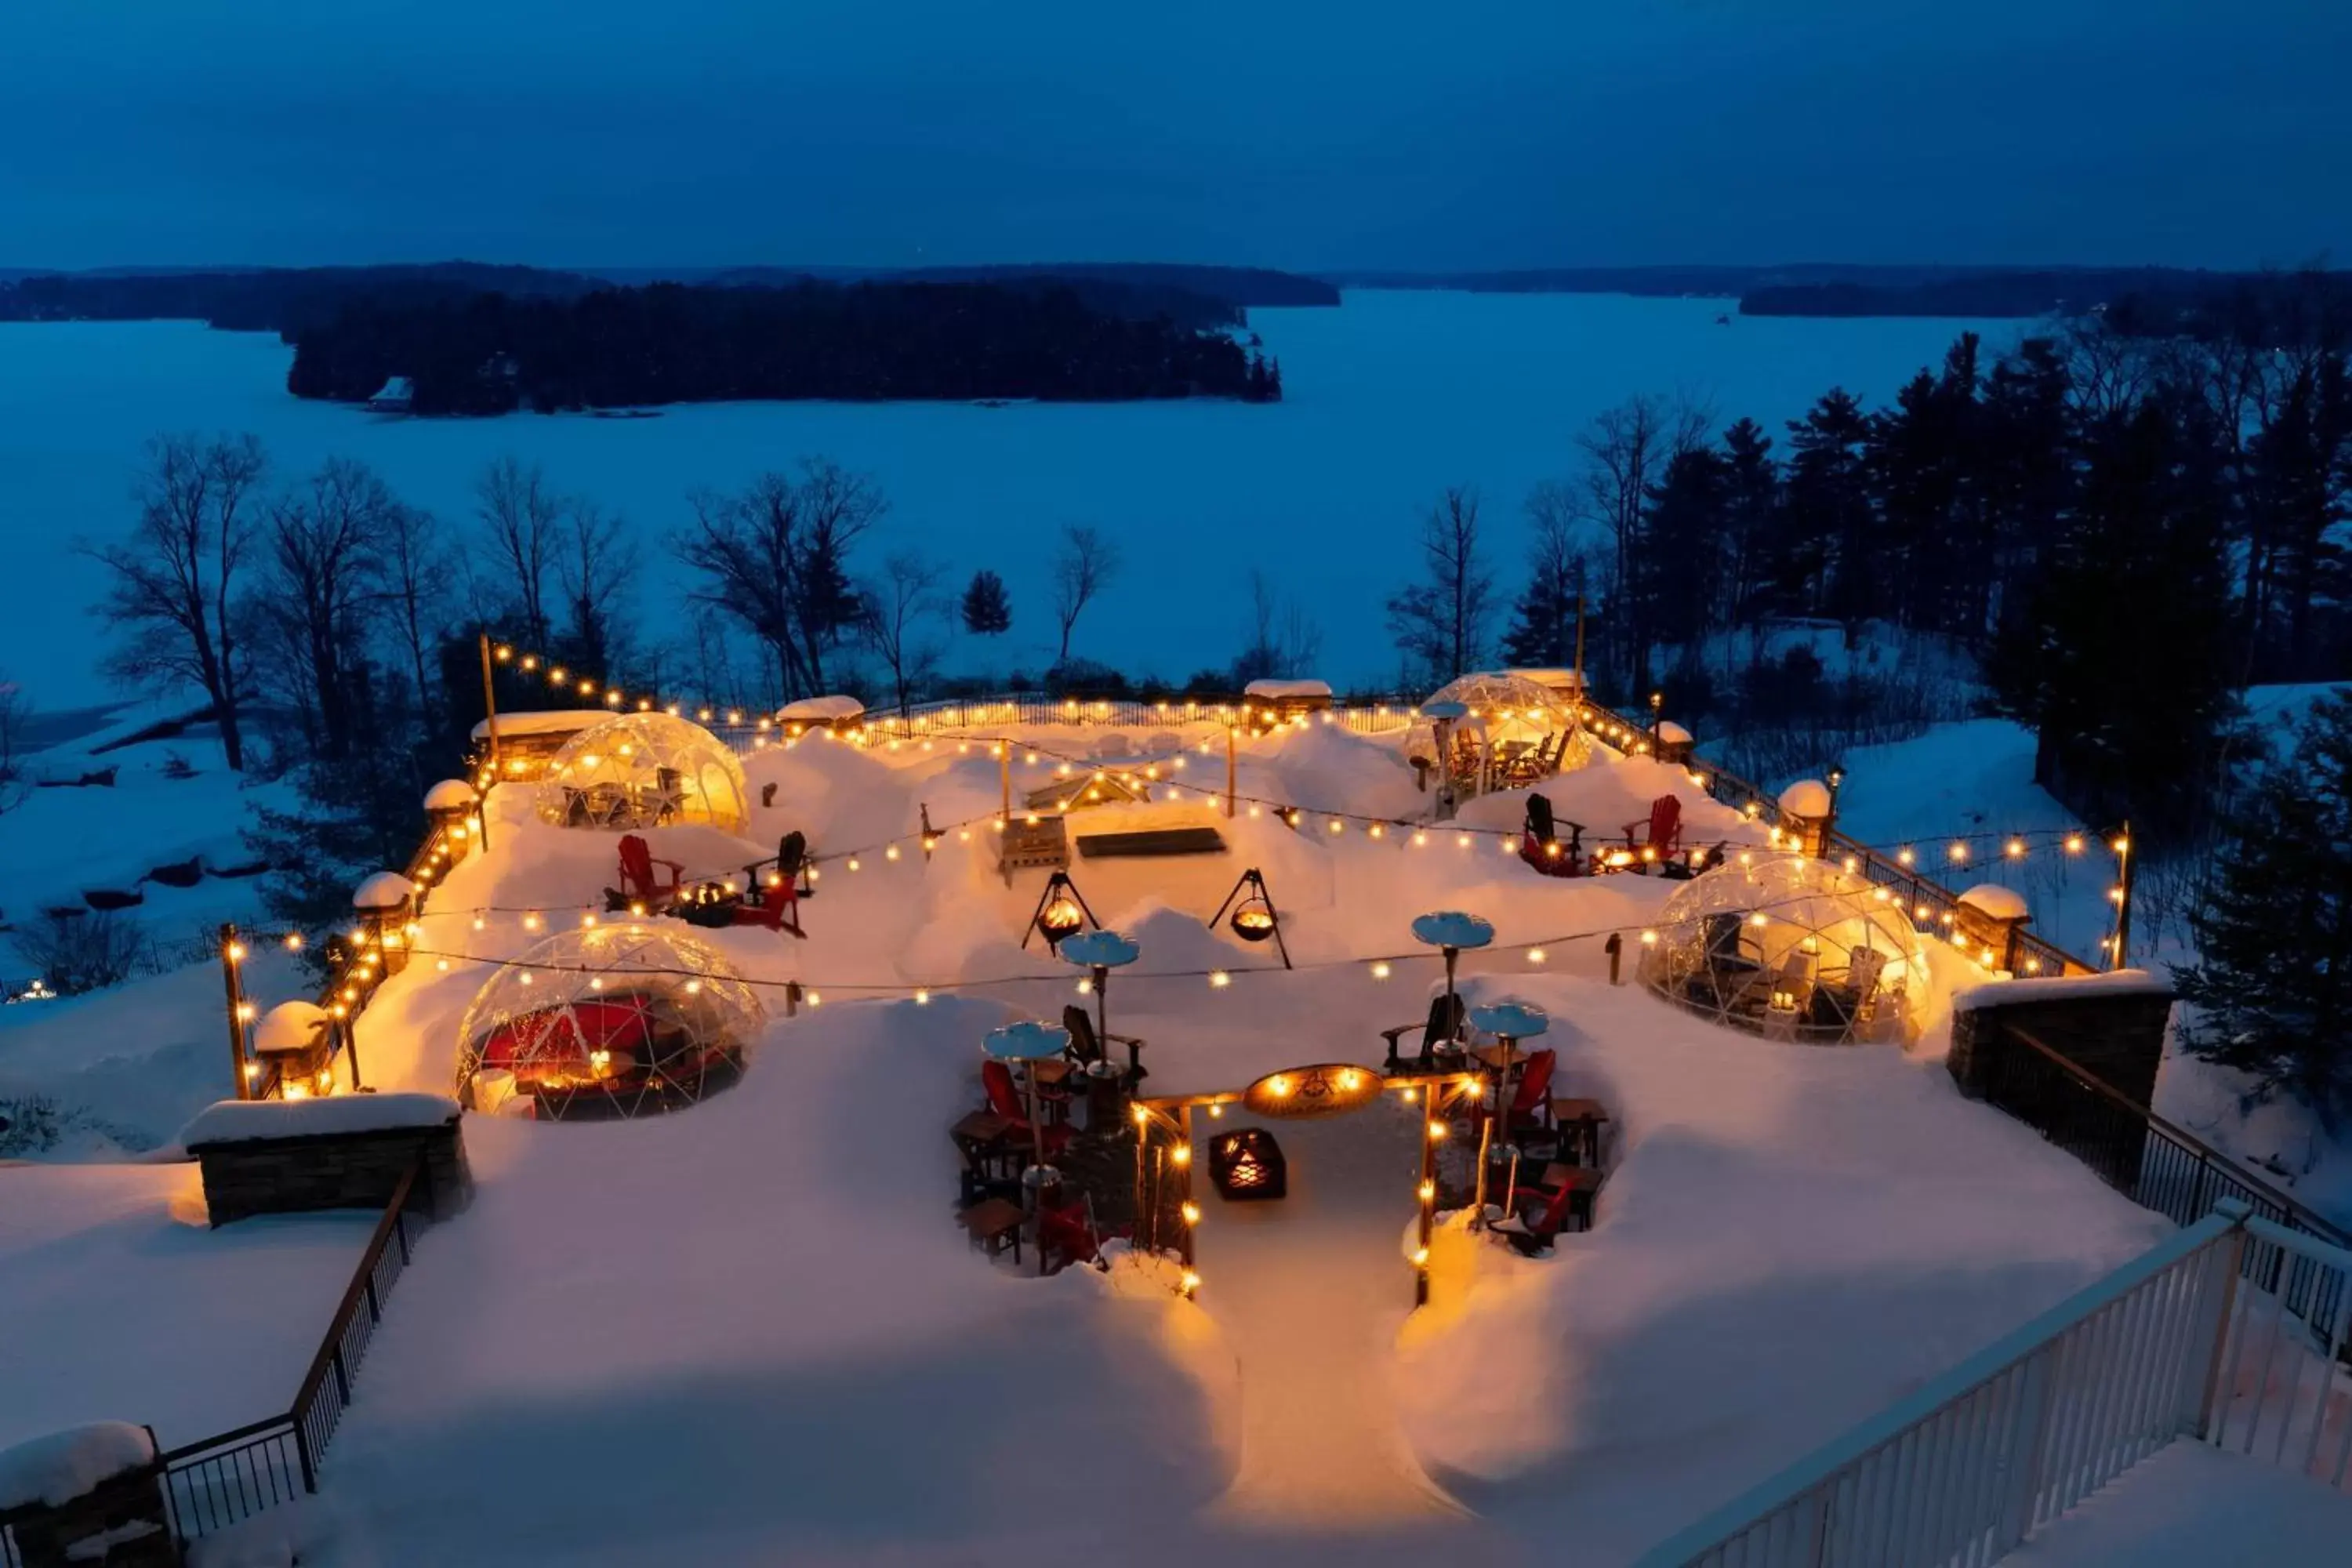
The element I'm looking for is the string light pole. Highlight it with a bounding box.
[2111,824,2135,970]
[1225,724,1238,819]
[220,923,252,1100]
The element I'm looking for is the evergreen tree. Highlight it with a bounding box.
[2176,691,2352,1122]
[1499,562,1578,668]
[1778,390,1872,628]
[1637,446,1730,653]
[960,568,1013,636]
[1718,418,1780,627]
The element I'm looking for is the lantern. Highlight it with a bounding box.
[1208,1127,1288,1200]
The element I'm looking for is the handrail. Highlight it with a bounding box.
[2005,1026,2350,1249]
[1633,1209,2245,1566]
[289,1156,423,1413]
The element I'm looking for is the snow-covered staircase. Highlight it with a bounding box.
[1635,1201,2352,1567]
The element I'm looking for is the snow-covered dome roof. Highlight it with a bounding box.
[1507,668,1584,693]
[456,924,766,1120]
[1408,671,1593,773]
[1778,779,1833,818]
[534,713,750,834]
[985,1020,1072,1060]
[1958,884,2031,922]
[776,694,866,724]
[351,871,416,911]
[423,779,477,812]
[1411,910,1496,949]
[254,1000,331,1058]
[1469,998,1549,1040]
[1059,929,1140,968]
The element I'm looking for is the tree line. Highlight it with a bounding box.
[285,280,1283,414]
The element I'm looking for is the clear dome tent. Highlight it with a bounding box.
[1404,671,1592,794]
[534,713,750,834]
[1636,854,1926,1044]
[456,924,767,1120]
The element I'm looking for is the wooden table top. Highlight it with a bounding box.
[1030,1058,1076,1085]
[961,1198,1027,1239]
[950,1111,1014,1143]
[1541,1163,1606,1192]
[1549,1097,1610,1123]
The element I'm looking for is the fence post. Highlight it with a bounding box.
[295,1417,317,1494]
[1998,1345,2058,1550]
[2192,1202,2252,1439]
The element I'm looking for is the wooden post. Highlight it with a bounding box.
[1572,594,1586,702]
[1178,1105,1196,1272]
[1225,725,1237,819]
[999,745,1011,822]
[1415,1083,1440,1307]
[477,632,500,852]
[220,922,250,1101]
[2112,822,2135,971]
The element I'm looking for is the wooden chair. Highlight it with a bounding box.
[1809,946,1889,1033]
[1621,794,1683,863]
[1472,1048,1557,1139]
[1519,793,1585,878]
[612,834,686,911]
[1548,1096,1610,1167]
[1063,1005,1145,1084]
[1504,1164,1604,1254]
[1381,993,1469,1072]
[981,1059,1071,1158]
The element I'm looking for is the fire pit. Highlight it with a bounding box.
[1208,1127,1287,1201]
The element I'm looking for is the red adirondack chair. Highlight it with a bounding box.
[1039,1196,1113,1270]
[615,834,686,909]
[1472,1048,1557,1137]
[1622,795,1683,863]
[1508,1163,1602,1250]
[981,1059,1073,1157]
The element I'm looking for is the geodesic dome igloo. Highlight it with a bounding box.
[534,713,750,833]
[1405,671,1592,784]
[456,924,766,1120]
[1637,854,1926,1044]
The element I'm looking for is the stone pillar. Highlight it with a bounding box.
[1655,720,1694,766]
[1776,779,1833,858]
[0,1425,175,1568]
[350,871,418,978]
[1955,884,2032,975]
[423,779,480,869]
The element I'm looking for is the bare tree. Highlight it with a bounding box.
[1051,524,1120,665]
[1235,569,1323,682]
[1384,486,1494,684]
[260,457,392,760]
[379,503,446,721]
[84,433,267,770]
[556,498,637,677]
[861,551,949,716]
[675,459,882,702]
[474,456,561,648]
[0,675,27,818]
[1574,394,1709,686]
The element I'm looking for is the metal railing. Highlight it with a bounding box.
[1637,1203,2352,1567]
[154,1155,431,1544]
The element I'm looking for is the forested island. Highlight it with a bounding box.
[285,279,1283,412]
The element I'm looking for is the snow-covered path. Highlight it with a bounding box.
[1196,1106,1467,1530]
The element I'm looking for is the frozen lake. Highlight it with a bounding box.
[0,292,2014,709]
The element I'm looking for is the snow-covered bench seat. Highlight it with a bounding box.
[180,1093,471,1229]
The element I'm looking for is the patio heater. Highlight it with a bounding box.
[984,1019,1073,1277]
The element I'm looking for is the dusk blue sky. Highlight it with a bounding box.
[3,0,2344,271]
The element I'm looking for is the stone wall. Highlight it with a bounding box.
[1,1464,176,1568]
[1948,986,2177,1105]
[192,1119,470,1228]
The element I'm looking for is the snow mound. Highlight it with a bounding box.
[1958,883,2031,922]
[0,1421,154,1510]
[253,1001,330,1058]
[179,1092,459,1148]
[1778,779,1832,818]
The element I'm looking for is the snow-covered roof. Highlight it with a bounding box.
[1469,999,1550,1039]
[1059,929,1140,969]
[1958,884,2031,922]
[1411,910,1496,949]
[776,695,866,723]
[470,710,612,742]
[1778,779,1833,818]
[179,1092,461,1149]
[0,1421,155,1511]
[351,871,416,911]
[423,779,477,812]
[1420,700,1469,720]
[1243,678,1332,700]
[1657,720,1693,744]
[254,1000,331,1058]
[1951,969,2176,1014]
[985,1021,1071,1060]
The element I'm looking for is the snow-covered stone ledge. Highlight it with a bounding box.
[1948,968,2177,1107]
[0,1421,172,1567]
[180,1093,470,1229]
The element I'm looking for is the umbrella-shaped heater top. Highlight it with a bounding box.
[1412,910,1496,951]
[1469,999,1550,1040]
[985,1020,1073,1060]
[1058,930,1140,970]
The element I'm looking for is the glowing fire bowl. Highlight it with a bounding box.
[1208,1127,1288,1201]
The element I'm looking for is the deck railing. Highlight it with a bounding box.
[154,1154,432,1544]
[1636,1203,2352,1567]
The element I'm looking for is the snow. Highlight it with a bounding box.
[1957,882,2031,922]
[470,710,609,741]
[252,1000,330,1058]
[178,1092,460,1148]
[423,779,477,812]
[775,694,865,723]
[1951,968,2175,1014]
[1657,720,1692,745]
[2002,1441,2352,1566]
[0,1421,154,1511]
[350,871,416,911]
[1242,679,1332,700]
[0,1162,373,1450]
[1777,779,1832,818]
